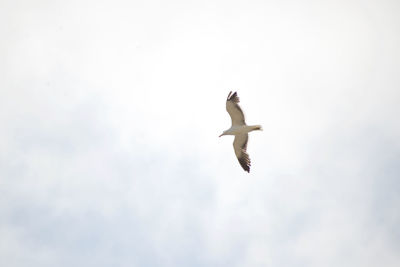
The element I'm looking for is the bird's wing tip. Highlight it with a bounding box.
[227,91,240,104]
[227,91,239,101]
[227,91,232,100]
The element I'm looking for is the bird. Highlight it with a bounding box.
[219,91,262,172]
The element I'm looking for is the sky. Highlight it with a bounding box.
[1,0,400,266]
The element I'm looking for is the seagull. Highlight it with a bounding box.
[219,91,262,172]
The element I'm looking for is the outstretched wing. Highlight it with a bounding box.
[233,133,251,172]
[226,91,246,126]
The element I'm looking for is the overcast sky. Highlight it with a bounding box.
[1,0,400,266]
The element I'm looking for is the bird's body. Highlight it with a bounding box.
[219,91,262,172]
[221,125,262,136]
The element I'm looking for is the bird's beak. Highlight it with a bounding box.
[219,134,223,137]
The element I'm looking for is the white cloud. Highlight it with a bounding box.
[1,0,399,266]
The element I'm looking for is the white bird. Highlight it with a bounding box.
[219,91,262,172]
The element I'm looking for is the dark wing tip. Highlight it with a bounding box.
[227,91,232,100]
[238,152,251,173]
[227,91,240,104]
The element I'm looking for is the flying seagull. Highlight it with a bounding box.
[219,91,262,172]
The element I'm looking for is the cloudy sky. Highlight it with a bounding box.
[1,0,400,266]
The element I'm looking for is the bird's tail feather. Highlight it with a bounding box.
[250,125,263,131]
